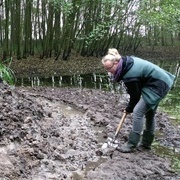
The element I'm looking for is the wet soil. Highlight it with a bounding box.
[2,48,180,179]
[0,83,179,179]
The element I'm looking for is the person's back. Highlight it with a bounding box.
[122,56,175,109]
[124,56,175,88]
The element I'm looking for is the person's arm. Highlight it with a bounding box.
[124,81,141,113]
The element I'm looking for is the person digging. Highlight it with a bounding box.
[101,48,175,153]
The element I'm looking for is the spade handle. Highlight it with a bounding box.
[114,112,127,138]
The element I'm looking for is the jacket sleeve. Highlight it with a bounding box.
[124,81,141,113]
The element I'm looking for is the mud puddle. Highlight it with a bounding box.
[33,98,107,179]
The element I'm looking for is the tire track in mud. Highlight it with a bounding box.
[31,97,105,179]
[20,93,106,179]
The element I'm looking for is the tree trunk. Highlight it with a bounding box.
[15,0,21,59]
[23,0,32,58]
[3,0,9,59]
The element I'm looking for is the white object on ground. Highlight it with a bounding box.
[101,137,119,149]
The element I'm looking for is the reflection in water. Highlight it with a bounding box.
[17,73,129,95]
[17,74,112,91]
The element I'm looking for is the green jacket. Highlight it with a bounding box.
[113,56,175,112]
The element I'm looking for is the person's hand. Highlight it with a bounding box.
[123,110,130,114]
[125,106,133,114]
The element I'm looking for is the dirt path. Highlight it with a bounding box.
[0,83,179,179]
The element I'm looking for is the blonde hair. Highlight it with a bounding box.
[102,48,121,64]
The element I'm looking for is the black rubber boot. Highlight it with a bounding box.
[116,131,140,153]
[138,130,154,150]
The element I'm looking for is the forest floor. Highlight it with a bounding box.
[0,47,180,179]
[10,45,180,78]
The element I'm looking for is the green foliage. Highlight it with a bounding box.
[160,91,180,123]
[137,0,180,32]
[84,22,111,47]
[49,0,76,15]
[0,58,16,86]
[1,0,180,58]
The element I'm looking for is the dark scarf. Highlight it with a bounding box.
[113,59,123,82]
[113,56,134,82]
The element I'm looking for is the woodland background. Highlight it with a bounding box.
[0,0,180,61]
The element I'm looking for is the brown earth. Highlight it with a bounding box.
[1,48,180,179]
[0,82,179,179]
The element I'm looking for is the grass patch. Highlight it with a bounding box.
[0,57,16,85]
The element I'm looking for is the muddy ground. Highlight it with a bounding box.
[0,82,179,180]
[1,48,180,179]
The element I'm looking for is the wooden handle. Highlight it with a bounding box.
[114,112,127,137]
